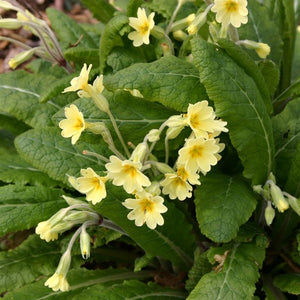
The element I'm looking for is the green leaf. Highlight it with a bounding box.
[187,236,268,300]
[81,0,116,23]
[272,98,300,188]
[194,173,257,243]
[0,154,59,186]
[15,127,109,184]
[274,274,300,295]
[191,38,275,185]
[134,255,155,272]
[292,30,300,80]
[3,269,151,300]
[52,91,177,147]
[46,8,97,50]
[0,235,61,294]
[73,280,187,300]
[0,185,65,236]
[185,249,211,292]
[0,113,30,136]
[217,38,272,113]
[95,183,195,270]
[99,14,130,73]
[64,48,100,67]
[238,1,283,66]
[127,0,143,17]
[0,129,16,155]
[104,55,208,112]
[0,71,60,128]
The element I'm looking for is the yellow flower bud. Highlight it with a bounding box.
[265,201,275,226]
[269,182,289,213]
[0,18,22,29]
[80,227,91,259]
[8,48,35,69]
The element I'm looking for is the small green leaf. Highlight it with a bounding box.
[187,236,268,300]
[273,98,300,188]
[0,185,65,236]
[274,274,300,295]
[191,38,275,185]
[0,71,60,128]
[134,255,155,272]
[15,127,108,184]
[64,48,100,67]
[0,235,60,294]
[80,0,116,23]
[99,14,130,73]
[194,173,257,243]
[104,55,208,112]
[95,183,195,270]
[0,154,59,186]
[47,8,97,50]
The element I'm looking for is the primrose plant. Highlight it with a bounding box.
[0,0,300,298]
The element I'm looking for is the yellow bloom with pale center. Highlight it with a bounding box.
[45,273,69,292]
[255,43,271,59]
[105,155,151,193]
[35,221,58,242]
[59,104,85,145]
[123,190,167,229]
[186,101,228,138]
[128,8,155,47]
[63,63,92,93]
[161,165,200,201]
[76,168,107,205]
[211,0,248,28]
[178,137,221,174]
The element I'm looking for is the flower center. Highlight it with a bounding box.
[140,22,149,34]
[177,167,189,181]
[225,0,238,12]
[74,118,84,130]
[189,113,200,129]
[123,164,138,177]
[189,145,203,158]
[140,198,154,212]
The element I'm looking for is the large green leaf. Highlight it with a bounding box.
[73,280,187,299]
[52,91,177,147]
[194,173,257,243]
[191,38,275,185]
[0,71,60,128]
[15,127,108,184]
[64,48,99,67]
[0,154,59,186]
[0,185,65,236]
[274,274,300,295]
[3,269,151,300]
[187,236,268,300]
[80,0,116,23]
[238,1,283,66]
[95,183,195,270]
[0,235,60,294]
[104,55,208,112]
[272,98,300,188]
[47,8,97,50]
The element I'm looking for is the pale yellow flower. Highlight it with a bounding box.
[59,104,85,145]
[161,165,200,201]
[128,8,155,47]
[185,101,228,138]
[255,43,271,59]
[123,190,167,229]
[63,63,92,93]
[45,273,69,292]
[35,221,58,242]
[105,155,151,193]
[211,0,248,28]
[178,137,220,174]
[76,168,107,205]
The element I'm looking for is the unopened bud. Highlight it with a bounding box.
[150,25,165,40]
[56,249,71,276]
[92,75,104,93]
[124,88,144,98]
[265,201,275,226]
[166,126,184,139]
[0,1,19,10]
[170,13,195,32]
[187,8,210,36]
[285,194,300,216]
[85,122,114,145]
[62,195,86,206]
[0,18,22,29]
[146,129,160,142]
[154,162,174,174]
[239,39,271,59]
[173,30,188,41]
[80,227,91,259]
[145,181,161,196]
[269,182,289,212]
[130,143,147,163]
[92,93,109,113]
[8,48,35,69]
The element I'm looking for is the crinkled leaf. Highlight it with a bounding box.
[217,38,272,112]
[104,55,208,112]
[127,0,143,17]
[0,185,65,236]
[194,173,257,243]
[274,274,300,295]
[273,98,300,188]
[185,249,211,292]
[0,71,60,128]
[95,183,195,270]
[0,129,16,155]
[73,280,187,300]
[80,0,116,23]
[3,269,151,300]
[0,235,61,294]
[15,127,108,184]
[0,154,59,186]
[187,236,268,300]
[47,8,97,50]
[99,14,130,73]
[191,38,274,185]
[238,1,283,66]
[64,48,99,68]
